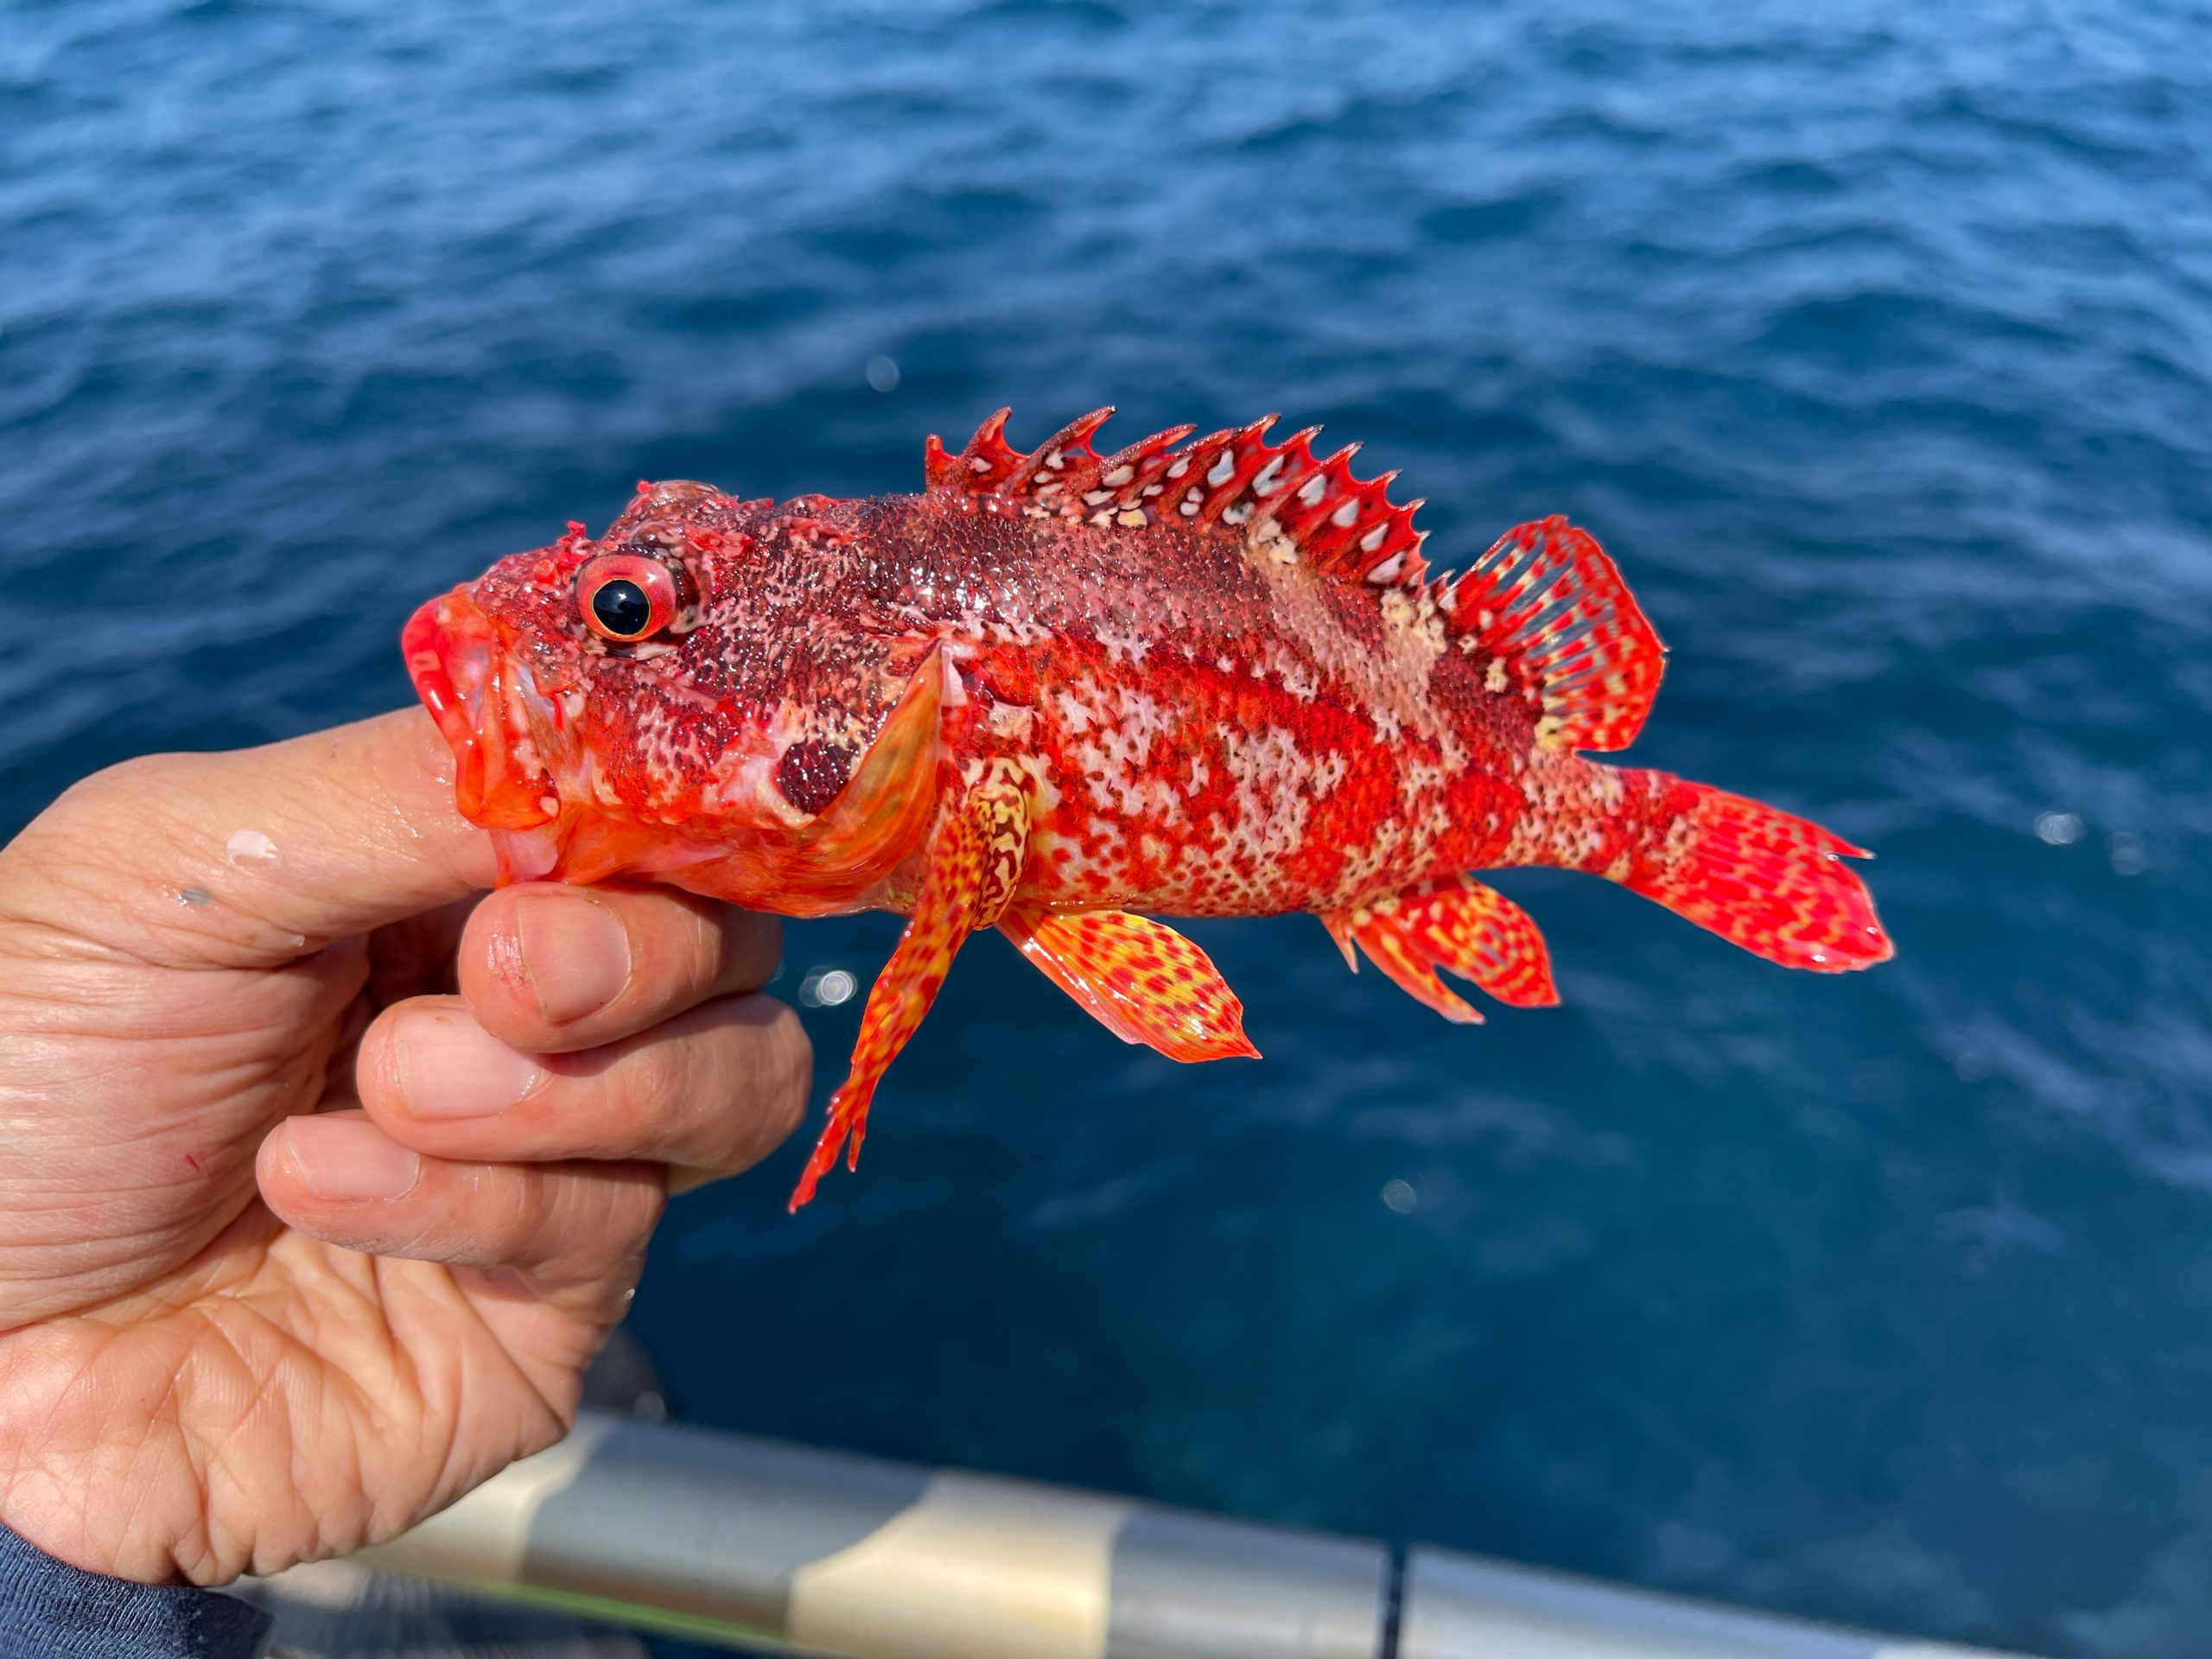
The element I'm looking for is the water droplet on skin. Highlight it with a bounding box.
[798,967,858,1007]
[176,887,212,906]
[226,830,279,867]
[1382,1178,1417,1215]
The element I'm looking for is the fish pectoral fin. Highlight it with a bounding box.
[790,642,947,883]
[1324,874,1560,1025]
[999,908,1259,1064]
[789,772,1031,1211]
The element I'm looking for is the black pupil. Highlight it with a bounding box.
[591,578,653,638]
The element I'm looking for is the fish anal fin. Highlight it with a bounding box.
[1338,909,1485,1025]
[1326,874,1560,1022]
[1000,908,1259,1063]
[789,771,1030,1210]
[1441,516,1665,753]
[1320,911,1361,973]
[1393,874,1560,1007]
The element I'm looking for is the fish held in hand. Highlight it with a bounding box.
[403,409,1892,1208]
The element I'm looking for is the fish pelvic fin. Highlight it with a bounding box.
[1437,516,1666,753]
[999,908,1259,1063]
[788,768,1032,1211]
[1323,875,1560,1024]
[1609,771,1892,972]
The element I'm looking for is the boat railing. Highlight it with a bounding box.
[281,1410,2041,1658]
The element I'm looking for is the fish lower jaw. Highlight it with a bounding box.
[404,593,561,831]
[486,816,894,918]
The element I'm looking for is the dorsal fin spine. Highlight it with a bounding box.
[1195,416,1281,523]
[926,408,1433,588]
[1096,425,1194,505]
[926,413,1659,753]
[1005,407,1116,498]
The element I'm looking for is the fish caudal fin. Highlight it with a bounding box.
[789,773,1031,1210]
[1323,875,1560,1024]
[1615,774,1892,972]
[1000,907,1259,1062]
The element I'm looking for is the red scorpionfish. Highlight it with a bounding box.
[404,409,1893,1209]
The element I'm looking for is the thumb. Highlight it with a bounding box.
[3,709,500,966]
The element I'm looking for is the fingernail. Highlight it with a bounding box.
[512,891,632,1024]
[393,1007,543,1120]
[283,1117,422,1202]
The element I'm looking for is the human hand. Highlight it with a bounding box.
[0,710,809,1584]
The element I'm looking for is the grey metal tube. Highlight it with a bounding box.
[1398,1548,2024,1658]
[355,1412,1388,1658]
[343,1411,2038,1659]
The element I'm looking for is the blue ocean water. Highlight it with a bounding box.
[5,1,2210,1651]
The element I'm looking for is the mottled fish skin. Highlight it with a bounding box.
[404,408,1892,1206]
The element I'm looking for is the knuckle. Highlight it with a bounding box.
[715,907,784,988]
[630,1040,696,1141]
[759,1001,813,1128]
[612,1172,667,1251]
[543,1167,664,1277]
[497,1166,564,1252]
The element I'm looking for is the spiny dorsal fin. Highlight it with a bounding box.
[925,407,1125,502]
[926,409,1431,588]
[925,418,1661,750]
[924,406,1023,493]
[1436,515,1666,753]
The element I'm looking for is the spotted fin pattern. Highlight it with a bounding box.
[1437,515,1666,753]
[1617,777,1891,973]
[789,774,1030,1210]
[1000,907,1259,1062]
[1325,874,1560,1024]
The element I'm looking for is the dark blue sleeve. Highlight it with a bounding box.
[0,1522,270,1659]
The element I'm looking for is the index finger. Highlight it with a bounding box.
[459,884,783,1052]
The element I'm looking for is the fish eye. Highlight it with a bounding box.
[578,554,678,643]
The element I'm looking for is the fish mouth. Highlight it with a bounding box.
[402,588,558,831]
